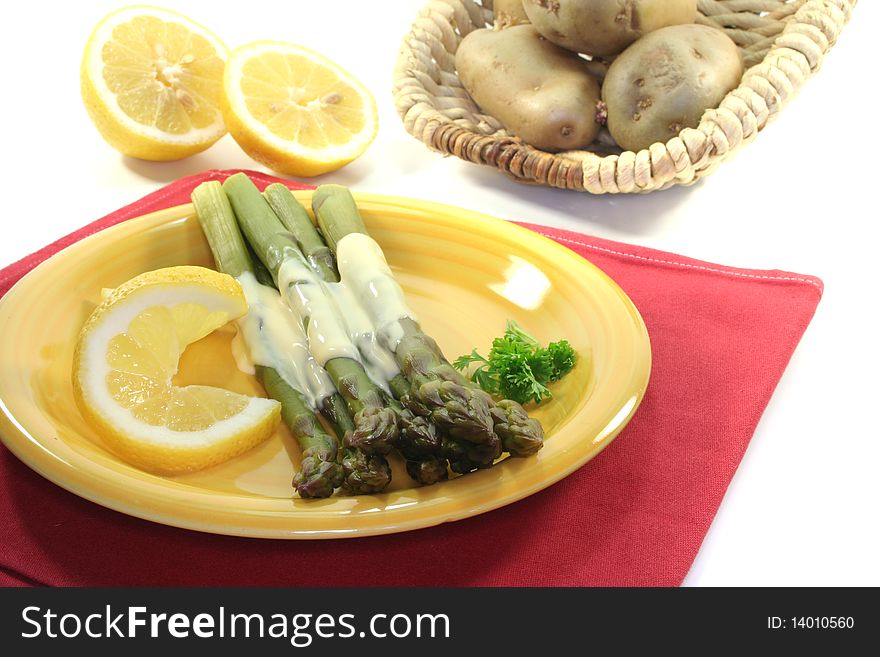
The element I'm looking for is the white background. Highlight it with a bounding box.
[0,0,877,586]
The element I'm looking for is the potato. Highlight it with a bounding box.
[602,24,743,152]
[522,0,696,57]
[455,25,601,151]
[494,0,530,27]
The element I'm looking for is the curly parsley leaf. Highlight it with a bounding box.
[547,339,576,381]
[453,321,577,405]
[453,349,498,395]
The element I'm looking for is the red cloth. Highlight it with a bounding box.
[0,169,822,587]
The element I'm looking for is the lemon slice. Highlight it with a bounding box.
[73,266,281,474]
[80,6,228,161]
[221,41,378,177]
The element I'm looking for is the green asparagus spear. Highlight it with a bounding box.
[222,173,397,475]
[313,382,391,495]
[191,181,344,498]
[265,184,447,485]
[311,184,544,465]
[323,359,397,455]
[264,184,336,279]
[249,244,276,287]
[257,366,341,498]
[191,180,253,278]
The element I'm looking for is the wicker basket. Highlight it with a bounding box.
[393,0,857,193]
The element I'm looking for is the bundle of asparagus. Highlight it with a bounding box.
[191,173,544,498]
[312,185,545,471]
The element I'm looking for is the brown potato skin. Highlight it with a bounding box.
[455,25,601,151]
[602,24,743,152]
[494,0,530,27]
[522,0,697,57]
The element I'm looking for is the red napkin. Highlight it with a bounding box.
[0,170,822,587]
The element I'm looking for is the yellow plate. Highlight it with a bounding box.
[0,193,650,538]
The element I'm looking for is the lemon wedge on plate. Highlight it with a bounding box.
[80,6,228,160]
[73,266,281,474]
[221,41,378,176]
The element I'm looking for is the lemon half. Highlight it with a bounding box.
[80,5,228,160]
[222,40,378,176]
[73,266,280,474]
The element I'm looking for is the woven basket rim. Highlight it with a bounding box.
[393,0,857,193]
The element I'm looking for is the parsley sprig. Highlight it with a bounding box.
[453,321,577,405]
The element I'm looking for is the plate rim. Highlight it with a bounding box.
[0,193,651,539]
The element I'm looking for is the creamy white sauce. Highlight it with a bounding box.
[277,250,362,366]
[327,283,401,388]
[269,234,414,392]
[230,331,256,375]
[235,272,337,408]
[334,233,415,352]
